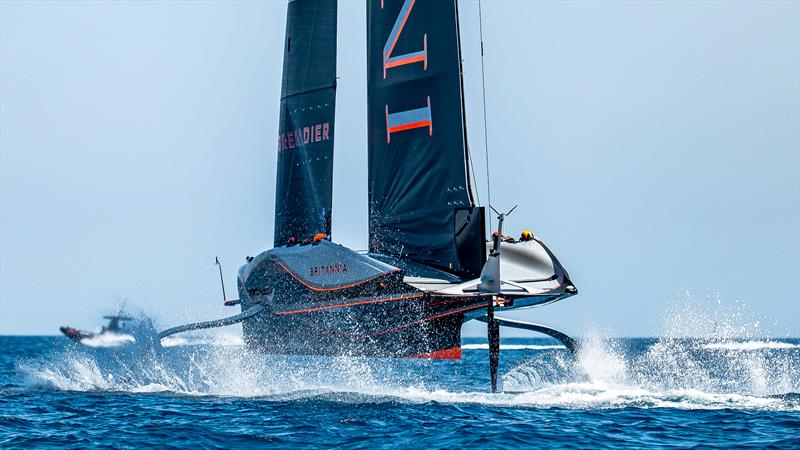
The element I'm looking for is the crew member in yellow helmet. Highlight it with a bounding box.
[519,230,534,242]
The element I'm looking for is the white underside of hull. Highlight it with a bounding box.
[405,238,563,297]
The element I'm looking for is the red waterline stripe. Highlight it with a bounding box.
[409,346,462,360]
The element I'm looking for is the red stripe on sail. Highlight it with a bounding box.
[388,120,431,134]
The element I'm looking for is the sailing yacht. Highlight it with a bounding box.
[229,0,578,375]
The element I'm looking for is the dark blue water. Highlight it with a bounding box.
[2,335,799,448]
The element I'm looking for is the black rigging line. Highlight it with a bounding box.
[455,0,480,207]
[478,0,493,231]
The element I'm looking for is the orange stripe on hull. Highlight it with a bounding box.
[372,303,486,337]
[275,293,424,315]
[409,346,462,360]
[273,259,401,292]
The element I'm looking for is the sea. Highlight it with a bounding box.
[1,328,799,448]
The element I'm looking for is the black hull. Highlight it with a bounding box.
[237,240,491,359]
[242,294,486,359]
[236,240,574,359]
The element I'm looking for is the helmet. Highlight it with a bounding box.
[520,230,533,241]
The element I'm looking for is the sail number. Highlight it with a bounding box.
[382,0,433,144]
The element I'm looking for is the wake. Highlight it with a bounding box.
[15,293,800,412]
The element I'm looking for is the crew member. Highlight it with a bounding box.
[519,230,534,242]
[491,230,515,244]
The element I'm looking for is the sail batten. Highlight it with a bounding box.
[368,0,484,278]
[273,0,337,247]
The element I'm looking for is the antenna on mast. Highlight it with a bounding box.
[478,0,493,233]
[215,257,227,305]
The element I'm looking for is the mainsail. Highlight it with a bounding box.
[274,0,337,247]
[367,0,485,278]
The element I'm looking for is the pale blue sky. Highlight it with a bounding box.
[1,1,798,337]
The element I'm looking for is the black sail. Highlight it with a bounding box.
[274,0,337,247]
[367,0,485,278]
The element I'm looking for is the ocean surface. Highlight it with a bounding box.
[1,330,799,448]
